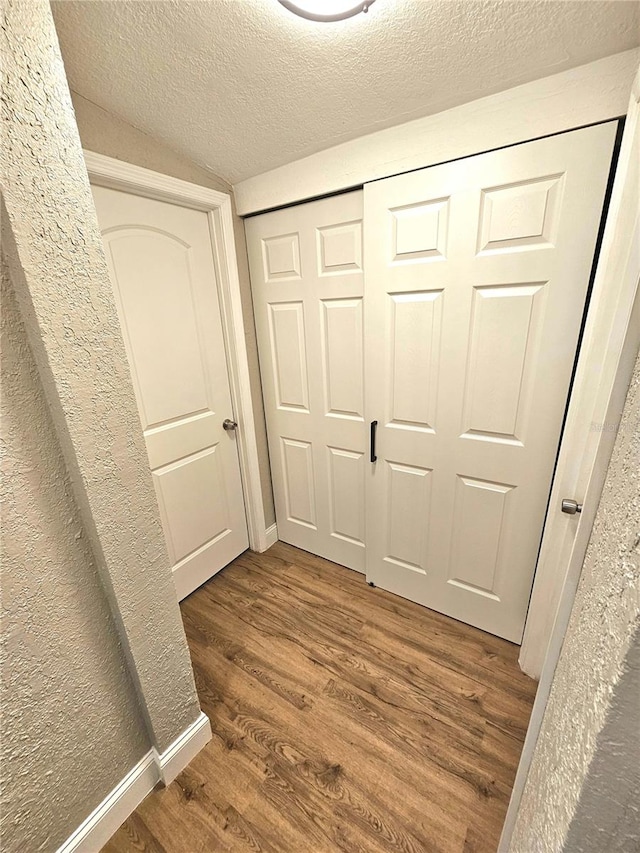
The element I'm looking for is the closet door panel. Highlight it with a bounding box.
[246,192,366,571]
[364,122,617,642]
[321,297,364,419]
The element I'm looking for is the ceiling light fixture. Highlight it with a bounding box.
[278,0,376,22]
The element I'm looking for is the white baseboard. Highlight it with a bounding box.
[56,712,211,853]
[264,523,278,550]
[251,522,279,553]
[154,711,211,786]
[55,752,157,853]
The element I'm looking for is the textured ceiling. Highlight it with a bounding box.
[52,0,640,183]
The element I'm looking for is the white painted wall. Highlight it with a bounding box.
[234,49,639,215]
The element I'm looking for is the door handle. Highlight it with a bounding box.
[223,418,238,431]
[561,498,582,515]
[370,420,378,463]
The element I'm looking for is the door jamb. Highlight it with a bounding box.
[518,69,640,680]
[83,150,270,553]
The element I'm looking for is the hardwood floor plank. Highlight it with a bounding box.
[103,543,535,853]
[185,620,468,847]
[102,812,168,853]
[185,587,488,803]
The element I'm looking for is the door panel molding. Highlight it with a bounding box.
[84,150,270,554]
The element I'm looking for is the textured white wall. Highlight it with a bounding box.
[509,351,640,852]
[563,625,640,852]
[0,257,150,853]
[1,1,204,848]
[69,91,276,529]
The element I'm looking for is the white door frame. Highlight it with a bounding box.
[519,70,640,679]
[83,150,270,553]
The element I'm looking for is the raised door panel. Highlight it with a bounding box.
[461,283,546,444]
[281,437,317,529]
[390,198,449,263]
[262,233,302,282]
[154,445,230,563]
[385,462,432,575]
[328,447,365,547]
[321,298,364,420]
[447,475,514,599]
[105,229,210,428]
[388,291,443,432]
[318,221,362,275]
[268,302,310,411]
[477,175,563,254]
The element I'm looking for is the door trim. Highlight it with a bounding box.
[518,71,640,680]
[83,150,270,552]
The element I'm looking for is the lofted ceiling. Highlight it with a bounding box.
[52,0,640,184]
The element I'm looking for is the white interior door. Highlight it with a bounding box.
[364,122,617,642]
[246,192,366,571]
[92,186,249,600]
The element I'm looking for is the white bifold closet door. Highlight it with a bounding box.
[247,121,617,641]
[246,192,367,571]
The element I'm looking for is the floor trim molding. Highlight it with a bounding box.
[55,752,157,853]
[154,711,212,786]
[56,713,211,853]
[264,523,278,550]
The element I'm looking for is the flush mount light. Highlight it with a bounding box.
[278,0,376,22]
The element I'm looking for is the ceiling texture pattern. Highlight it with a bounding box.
[52,0,640,184]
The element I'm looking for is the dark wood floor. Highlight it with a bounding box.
[103,542,537,853]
